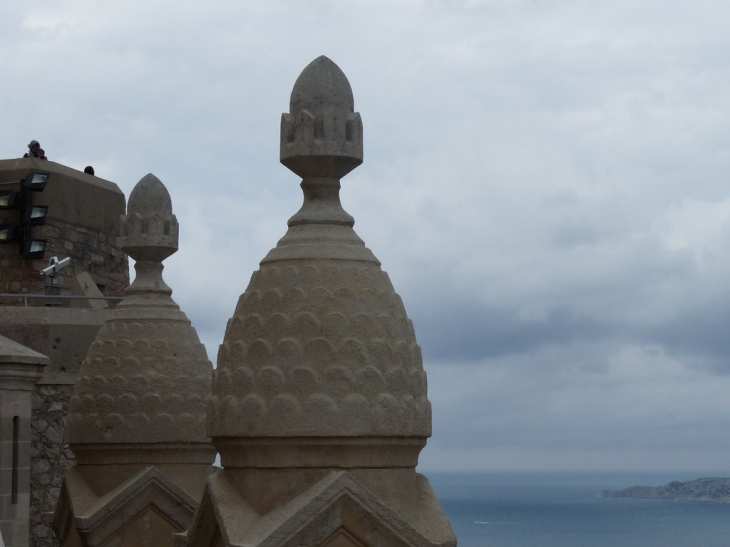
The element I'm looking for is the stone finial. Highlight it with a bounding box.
[118,173,179,295]
[68,174,212,454]
[188,58,455,547]
[280,55,363,179]
[211,57,431,462]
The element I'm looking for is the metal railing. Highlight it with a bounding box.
[0,293,123,307]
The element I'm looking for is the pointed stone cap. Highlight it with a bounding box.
[0,334,48,391]
[68,174,213,461]
[210,58,431,454]
[280,56,363,178]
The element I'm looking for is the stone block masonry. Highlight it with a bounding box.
[0,159,129,546]
[0,218,128,302]
[29,386,73,547]
[0,158,129,304]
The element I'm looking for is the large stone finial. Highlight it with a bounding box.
[210,57,431,458]
[280,55,363,179]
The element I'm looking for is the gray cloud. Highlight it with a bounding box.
[4,0,730,472]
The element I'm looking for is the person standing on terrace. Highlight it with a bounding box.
[24,139,47,160]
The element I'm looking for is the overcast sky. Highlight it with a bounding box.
[3,0,730,473]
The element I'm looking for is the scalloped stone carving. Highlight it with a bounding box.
[67,174,213,449]
[211,263,430,438]
[210,57,431,441]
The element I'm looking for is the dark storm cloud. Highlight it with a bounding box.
[412,298,612,362]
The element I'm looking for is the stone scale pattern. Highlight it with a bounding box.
[212,262,431,437]
[68,323,210,444]
[185,55,455,547]
[66,174,212,447]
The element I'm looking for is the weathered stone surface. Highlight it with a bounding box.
[281,56,363,178]
[30,384,74,547]
[212,57,429,443]
[55,466,197,547]
[186,470,455,547]
[67,175,209,448]
[211,262,431,439]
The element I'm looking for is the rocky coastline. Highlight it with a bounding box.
[602,478,730,503]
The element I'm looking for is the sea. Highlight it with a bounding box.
[426,472,730,547]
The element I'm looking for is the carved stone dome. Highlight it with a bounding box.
[210,57,431,443]
[68,318,212,446]
[67,174,212,453]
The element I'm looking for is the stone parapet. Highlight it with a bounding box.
[0,307,111,379]
[0,159,128,299]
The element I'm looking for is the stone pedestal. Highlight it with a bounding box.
[0,335,48,547]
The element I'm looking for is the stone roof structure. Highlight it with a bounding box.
[56,174,215,546]
[210,55,430,446]
[187,56,455,547]
[67,174,211,448]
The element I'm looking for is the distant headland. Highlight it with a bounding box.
[602,478,730,503]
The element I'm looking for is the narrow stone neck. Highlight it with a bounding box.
[288,177,354,227]
[126,259,172,295]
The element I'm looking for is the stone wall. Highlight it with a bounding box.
[0,217,128,302]
[29,385,74,547]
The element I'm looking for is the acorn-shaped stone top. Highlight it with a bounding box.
[280,56,363,179]
[119,173,179,266]
[210,58,431,449]
[68,174,213,460]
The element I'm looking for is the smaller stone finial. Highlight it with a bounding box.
[281,56,363,179]
[118,174,179,294]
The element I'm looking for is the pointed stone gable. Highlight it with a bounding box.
[186,471,454,547]
[55,466,197,546]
